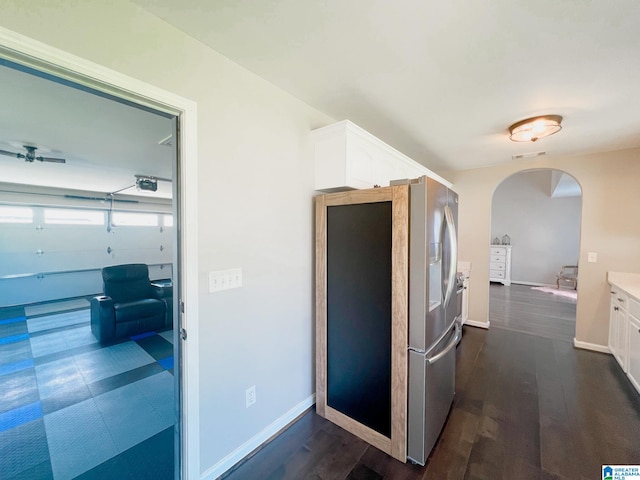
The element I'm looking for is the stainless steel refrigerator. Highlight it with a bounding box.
[405,175,460,465]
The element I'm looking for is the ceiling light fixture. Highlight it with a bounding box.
[509,115,563,142]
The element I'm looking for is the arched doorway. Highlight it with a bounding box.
[488,168,582,342]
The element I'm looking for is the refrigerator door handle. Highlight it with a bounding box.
[443,204,458,307]
[426,323,461,365]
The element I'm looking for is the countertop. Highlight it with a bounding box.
[458,261,471,276]
[607,271,640,300]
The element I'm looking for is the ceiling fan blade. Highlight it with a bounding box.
[0,149,19,158]
[36,156,66,164]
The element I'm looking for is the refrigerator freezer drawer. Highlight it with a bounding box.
[407,326,458,465]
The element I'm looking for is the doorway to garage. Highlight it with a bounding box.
[0,57,181,479]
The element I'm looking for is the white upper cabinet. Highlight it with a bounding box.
[312,120,451,192]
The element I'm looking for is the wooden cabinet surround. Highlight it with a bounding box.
[315,186,408,462]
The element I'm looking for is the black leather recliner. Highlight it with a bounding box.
[91,263,170,343]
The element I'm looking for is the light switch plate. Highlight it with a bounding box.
[587,252,597,263]
[208,271,221,293]
[228,268,243,289]
[209,268,243,292]
[246,385,256,408]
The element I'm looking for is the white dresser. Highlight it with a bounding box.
[489,245,512,286]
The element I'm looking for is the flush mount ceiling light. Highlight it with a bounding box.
[509,115,563,142]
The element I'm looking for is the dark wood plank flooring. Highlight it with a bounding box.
[489,283,576,343]
[221,288,640,480]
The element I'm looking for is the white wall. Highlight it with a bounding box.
[0,208,173,306]
[0,185,174,305]
[0,1,334,477]
[446,149,640,349]
[491,170,581,285]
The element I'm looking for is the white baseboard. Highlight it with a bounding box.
[573,338,610,354]
[201,394,315,480]
[464,319,490,329]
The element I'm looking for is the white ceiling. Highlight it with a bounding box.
[3,1,638,197]
[134,0,640,173]
[0,63,174,199]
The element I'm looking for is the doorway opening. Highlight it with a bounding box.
[0,55,181,478]
[488,169,582,342]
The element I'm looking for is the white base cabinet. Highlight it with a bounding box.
[457,261,471,326]
[608,272,640,396]
[609,287,629,372]
[628,298,640,393]
[461,276,470,325]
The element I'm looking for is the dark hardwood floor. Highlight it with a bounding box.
[489,283,576,342]
[221,287,640,480]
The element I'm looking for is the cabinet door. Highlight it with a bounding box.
[609,297,618,355]
[628,314,640,394]
[615,306,628,371]
[461,279,469,324]
[628,297,640,394]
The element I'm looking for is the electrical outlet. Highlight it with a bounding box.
[246,385,256,408]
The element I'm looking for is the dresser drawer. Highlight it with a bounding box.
[490,262,505,271]
[490,270,505,279]
[490,247,506,256]
[490,255,505,264]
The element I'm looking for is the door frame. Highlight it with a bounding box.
[0,26,200,478]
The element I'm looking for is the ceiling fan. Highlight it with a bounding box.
[0,145,66,163]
